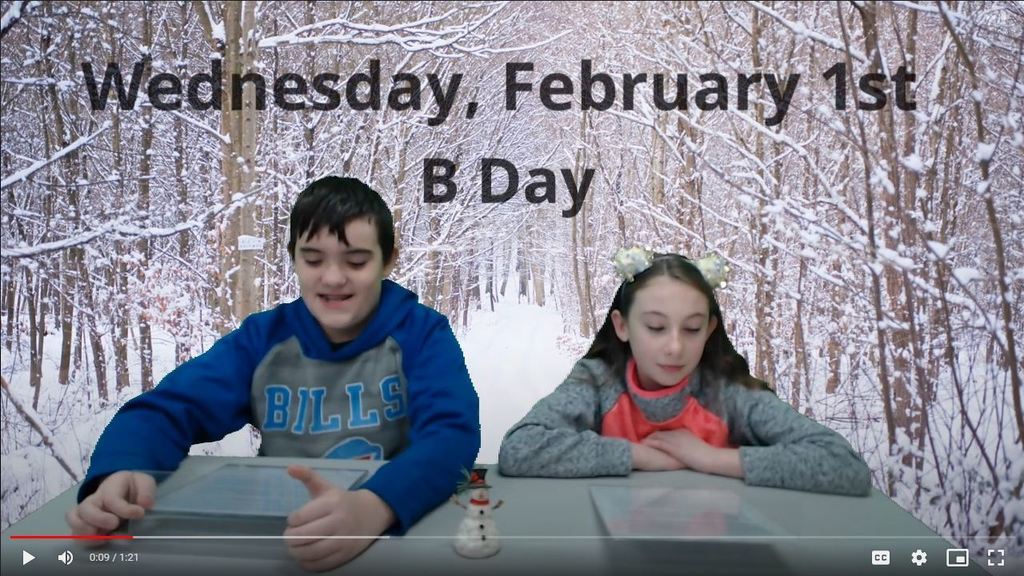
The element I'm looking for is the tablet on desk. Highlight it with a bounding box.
[589,485,787,540]
[149,463,367,519]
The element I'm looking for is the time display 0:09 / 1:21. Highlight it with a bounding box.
[88,552,140,562]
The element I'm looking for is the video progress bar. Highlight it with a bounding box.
[8,535,986,541]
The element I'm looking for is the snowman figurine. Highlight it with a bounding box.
[451,467,503,559]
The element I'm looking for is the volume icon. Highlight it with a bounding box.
[58,550,74,565]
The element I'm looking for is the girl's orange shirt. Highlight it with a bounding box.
[600,359,733,448]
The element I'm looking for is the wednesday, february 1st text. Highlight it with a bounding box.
[82,59,917,217]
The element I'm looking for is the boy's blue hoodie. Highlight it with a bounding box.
[80,280,480,533]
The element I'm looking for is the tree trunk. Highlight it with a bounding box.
[107,17,130,393]
[26,269,42,410]
[571,110,593,337]
[137,3,155,392]
[517,243,529,304]
[3,276,16,352]
[40,17,75,387]
[233,1,260,325]
[531,247,545,308]
[863,2,914,473]
[175,0,192,363]
[751,6,775,384]
[792,259,811,416]
[838,1,897,495]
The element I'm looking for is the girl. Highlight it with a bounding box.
[498,249,872,496]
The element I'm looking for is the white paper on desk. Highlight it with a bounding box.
[151,464,367,518]
[590,486,787,539]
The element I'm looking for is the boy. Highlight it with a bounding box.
[66,176,481,572]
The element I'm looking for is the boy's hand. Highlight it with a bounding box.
[66,471,156,544]
[641,429,715,471]
[630,442,686,471]
[285,465,395,572]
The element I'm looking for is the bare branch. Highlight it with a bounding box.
[0,0,41,41]
[0,375,81,482]
[0,122,110,190]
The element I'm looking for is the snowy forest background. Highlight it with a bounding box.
[1,0,1021,559]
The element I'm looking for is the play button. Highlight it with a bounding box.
[22,550,35,565]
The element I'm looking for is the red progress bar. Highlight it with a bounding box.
[10,535,134,540]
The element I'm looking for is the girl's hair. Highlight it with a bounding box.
[584,253,771,392]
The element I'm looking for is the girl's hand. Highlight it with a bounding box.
[641,429,714,472]
[642,430,745,479]
[630,442,686,471]
[284,465,395,572]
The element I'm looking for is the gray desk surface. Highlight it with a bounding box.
[2,455,998,576]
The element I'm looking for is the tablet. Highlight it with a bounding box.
[590,485,786,539]
[151,464,367,518]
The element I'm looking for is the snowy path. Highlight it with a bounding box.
[458,298,578,464]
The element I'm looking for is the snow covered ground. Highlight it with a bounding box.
[462,297,582,463]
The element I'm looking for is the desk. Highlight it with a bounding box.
[2,455,990,576]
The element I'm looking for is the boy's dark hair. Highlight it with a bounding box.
[584,254,771,392]
[287,176,395,262]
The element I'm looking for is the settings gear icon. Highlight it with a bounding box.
[911,549,928,566]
